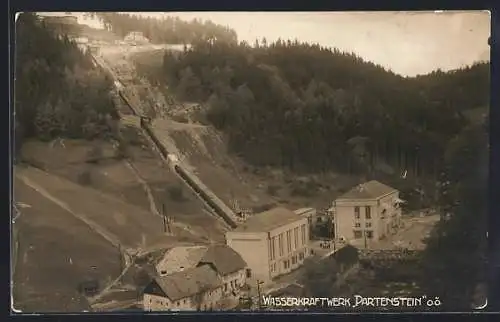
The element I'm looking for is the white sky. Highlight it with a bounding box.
[39,11,491,77]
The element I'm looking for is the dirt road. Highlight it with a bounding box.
[375,214,440,250]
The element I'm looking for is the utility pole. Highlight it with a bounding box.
[256,280,263,310]
[162,203,167,233]
[167,217,173,235]
[162,203,173,235]
[118,243,123,272]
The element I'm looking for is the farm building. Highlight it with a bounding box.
[144,244,248,311]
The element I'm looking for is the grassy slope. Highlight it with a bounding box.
[13,177,120,312]
[19,137,227,241]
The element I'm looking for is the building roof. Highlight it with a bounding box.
[151,265,222,302]
[156,246,208,275]
[293,208,316,216]
[336,180,396,200]
[156,245,247,277]
[232,207,302,233]
[198,244,247,275]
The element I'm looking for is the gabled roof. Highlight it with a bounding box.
[156,246,208,275]
[198,244,247,275]
[232,207,302,233]
[155,244,247,277]
[147,265,222,302]
[336,180,396,200]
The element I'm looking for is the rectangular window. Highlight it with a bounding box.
[365,206,371,219]
[355,222,361,228]
[292,256,297,264]
[287,230,292,253]
[268,239,273,260]
[279,234,284,256]
[366,230,373,239]
[294,227,299,249]
[271,237,276,260]
[354,206,360,219]
[366,222,372,228]
[354,230,362,239]
[301,225,306,245]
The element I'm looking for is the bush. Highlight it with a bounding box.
[86,146,104,164]
[115,139,130,160]
[290,185,314,197]
[133,268,152,289]
[266,184,280,196]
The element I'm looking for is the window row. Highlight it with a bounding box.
[269,224,307,260]
[354,206,371,219]
[353,230,373,239]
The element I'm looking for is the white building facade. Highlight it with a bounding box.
[332,180,404,248]
[226,207,311,284]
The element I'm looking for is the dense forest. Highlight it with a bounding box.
[91,13,238,45]
[154,37,489,307]
[154,39,489,180]
[14,13,118,154]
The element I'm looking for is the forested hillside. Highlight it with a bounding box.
[156,39,489,178]
[15,13,118,154]
[156,38,490,307]
[92,13,238,45]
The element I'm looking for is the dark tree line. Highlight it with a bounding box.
[420,117,488,310]
[155,38,489,179]
[90,13,238,45]
[14,13,119,154]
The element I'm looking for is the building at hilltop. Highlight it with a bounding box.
[331,180,404,248]
[124,31,150,45]
[143,244,248,311]
[225,207,311,284]
[40,15,81,37]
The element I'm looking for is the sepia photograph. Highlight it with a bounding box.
[12,11,490,313]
